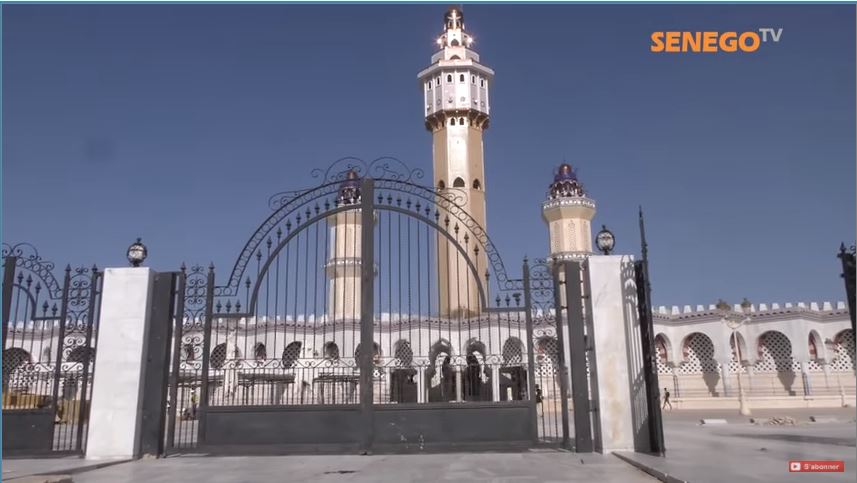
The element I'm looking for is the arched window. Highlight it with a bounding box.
[446,74,452,83]
[459,117,465,125]
[451,39,460,47]
[472,179,481,190]
[282,341,302,368]
[254,343,267,361]
[68,346,94,364]
[502,338,524,364]
[355,342,381,365]
[323,341,340,360]
[450,118,456,126]
[453,177,465,188]
[471,75,476,84]
[394,340,413,366]
[210,343,227,369]
[437,180,446,189]
[808,334,818,360]
[480,79,485,88]
[435,77,440,86]
[459,74,465,82]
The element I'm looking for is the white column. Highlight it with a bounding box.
[455,366,463,402]
[586,255,649,453]
[719,359,732,397]
[417,367,426,403]
[491,365,501,401]
[86,268,155,460]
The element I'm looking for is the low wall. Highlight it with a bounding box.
[670,395,856,410]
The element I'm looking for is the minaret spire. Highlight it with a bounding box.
[418,6,494,317]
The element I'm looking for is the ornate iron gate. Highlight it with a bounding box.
[164,159,570,453]
[2,243,101,455]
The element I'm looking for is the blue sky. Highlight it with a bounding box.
[2,4,854,307]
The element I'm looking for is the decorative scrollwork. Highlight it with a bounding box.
[3,242,63,300]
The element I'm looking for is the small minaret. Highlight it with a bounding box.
[419,6,494,317]
[326,170,364,320]
[542,164,597,261]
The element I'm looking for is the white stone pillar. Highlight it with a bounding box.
[586,255,650,453]
[719,359,732,398]
[455,366,463,402]
[491,365,501,401]
[86,268,155,460]
[417,367,426,403]
[800,360,811,396]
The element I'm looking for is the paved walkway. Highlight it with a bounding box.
[67,452,654,483]
[619,408,857,483]
[5,408,855,483]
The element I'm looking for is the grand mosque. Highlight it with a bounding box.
[3,7,854,418]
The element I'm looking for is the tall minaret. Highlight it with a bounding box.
[326,170,364,320]
[542,164,597,261]
[418,6,493,317]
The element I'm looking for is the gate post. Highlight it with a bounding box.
[165,268,187,451]
[197,264,216,445]
[563,260,593,453]
[637,208,665,455]
[359,177,376,452]
[2,255,17,348]
[75,267,101,452]
[838,243,856,333]
[86,267,156,459]
[522,259,539,444]
[550,263,571,449]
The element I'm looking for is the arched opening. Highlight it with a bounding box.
[459,117,465,125]
[437,180,446,189]
[68,346,94,364]
[501,337,526,401]
[535,336,559,400]
[451,39,460,47]
[680,332,720,396]
[502,337,524,365]
[464,340,489,401]
[354,342,381,366]
[254,342,267,361]
[459,74,465,82]
[282,341,302,369]
[453,177,465,188]
[450,118,456,126]
[654,334,670,373]
[832,329,855,372]
[210,343,227,370]
[390,340,417,403]
[756,331,797,395]
[323,341,340,361]
[394,340,413,366]
[446,74,453,83]
[427,340,455,402]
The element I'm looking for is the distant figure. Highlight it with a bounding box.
[535,384,543,404]
[191,390,199,418]
[662,387,672,411]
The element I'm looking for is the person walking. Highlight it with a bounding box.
[662,387,672,411]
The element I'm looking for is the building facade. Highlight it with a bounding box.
[3,6,855,417]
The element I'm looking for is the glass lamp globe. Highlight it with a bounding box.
[595,225,615,255]
[127,238,148,267]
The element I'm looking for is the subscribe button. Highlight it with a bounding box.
[789,461,845,472]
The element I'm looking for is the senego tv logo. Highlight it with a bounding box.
[651,29,783,53]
